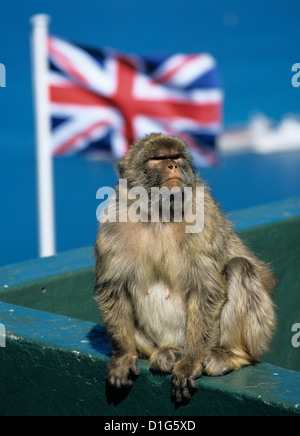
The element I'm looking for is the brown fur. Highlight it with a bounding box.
[94,134,276,402]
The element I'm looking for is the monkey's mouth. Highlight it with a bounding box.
[162,177,184,187]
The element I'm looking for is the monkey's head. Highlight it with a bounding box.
[117,134,197,192]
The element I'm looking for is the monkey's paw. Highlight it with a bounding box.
[107,353,140,389]
[150,347,183,374]
[171,359,203,403]
[203,349,231,376]
[203,348,250,376]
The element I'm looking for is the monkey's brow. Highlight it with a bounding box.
[149,154,183,161]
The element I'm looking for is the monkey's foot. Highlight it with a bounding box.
[107,353,140,388]
[172,358,203,403]
[203,348,251,377]
[150,347,183,374]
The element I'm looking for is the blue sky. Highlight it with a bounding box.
[1,0,300,154]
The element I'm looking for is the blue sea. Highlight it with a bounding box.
[1,0,300,266]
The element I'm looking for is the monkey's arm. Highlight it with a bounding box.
[172,276,225,402]
[94,282,140,388]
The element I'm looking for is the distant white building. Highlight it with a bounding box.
[218,114,300,155]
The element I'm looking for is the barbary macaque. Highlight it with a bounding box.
[94,133,276,402]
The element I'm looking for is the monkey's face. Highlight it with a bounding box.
[146,149,187,190]
[119,134,197,193]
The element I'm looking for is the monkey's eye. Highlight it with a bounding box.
[171,155,183,161]
[149,155,183,162]
[149,157,166,161]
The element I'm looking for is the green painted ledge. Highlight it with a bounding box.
[0,197,300,416]
[0,302,299,416]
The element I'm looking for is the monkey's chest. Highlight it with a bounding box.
[134,283,187,348]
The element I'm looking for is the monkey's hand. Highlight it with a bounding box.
[107,353,140,389]
[171,358,203,402]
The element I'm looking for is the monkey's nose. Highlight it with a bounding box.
[168,164,178,170]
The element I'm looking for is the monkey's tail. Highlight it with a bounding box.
[221,257,276,362]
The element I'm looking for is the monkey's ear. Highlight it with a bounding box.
[116,158,126,178]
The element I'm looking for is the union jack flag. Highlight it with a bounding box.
[48,36,223,166]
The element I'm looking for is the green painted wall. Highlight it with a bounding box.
[0,302,299,416]
[1,216,299,372]
[0,200,300,416]
[239,216,300,372]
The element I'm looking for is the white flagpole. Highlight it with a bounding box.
[30,14,56,258]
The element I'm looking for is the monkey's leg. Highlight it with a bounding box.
[203,257,276,377]
[94,285,140,388]
[150,347,183,374]
[172,286,224,402]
